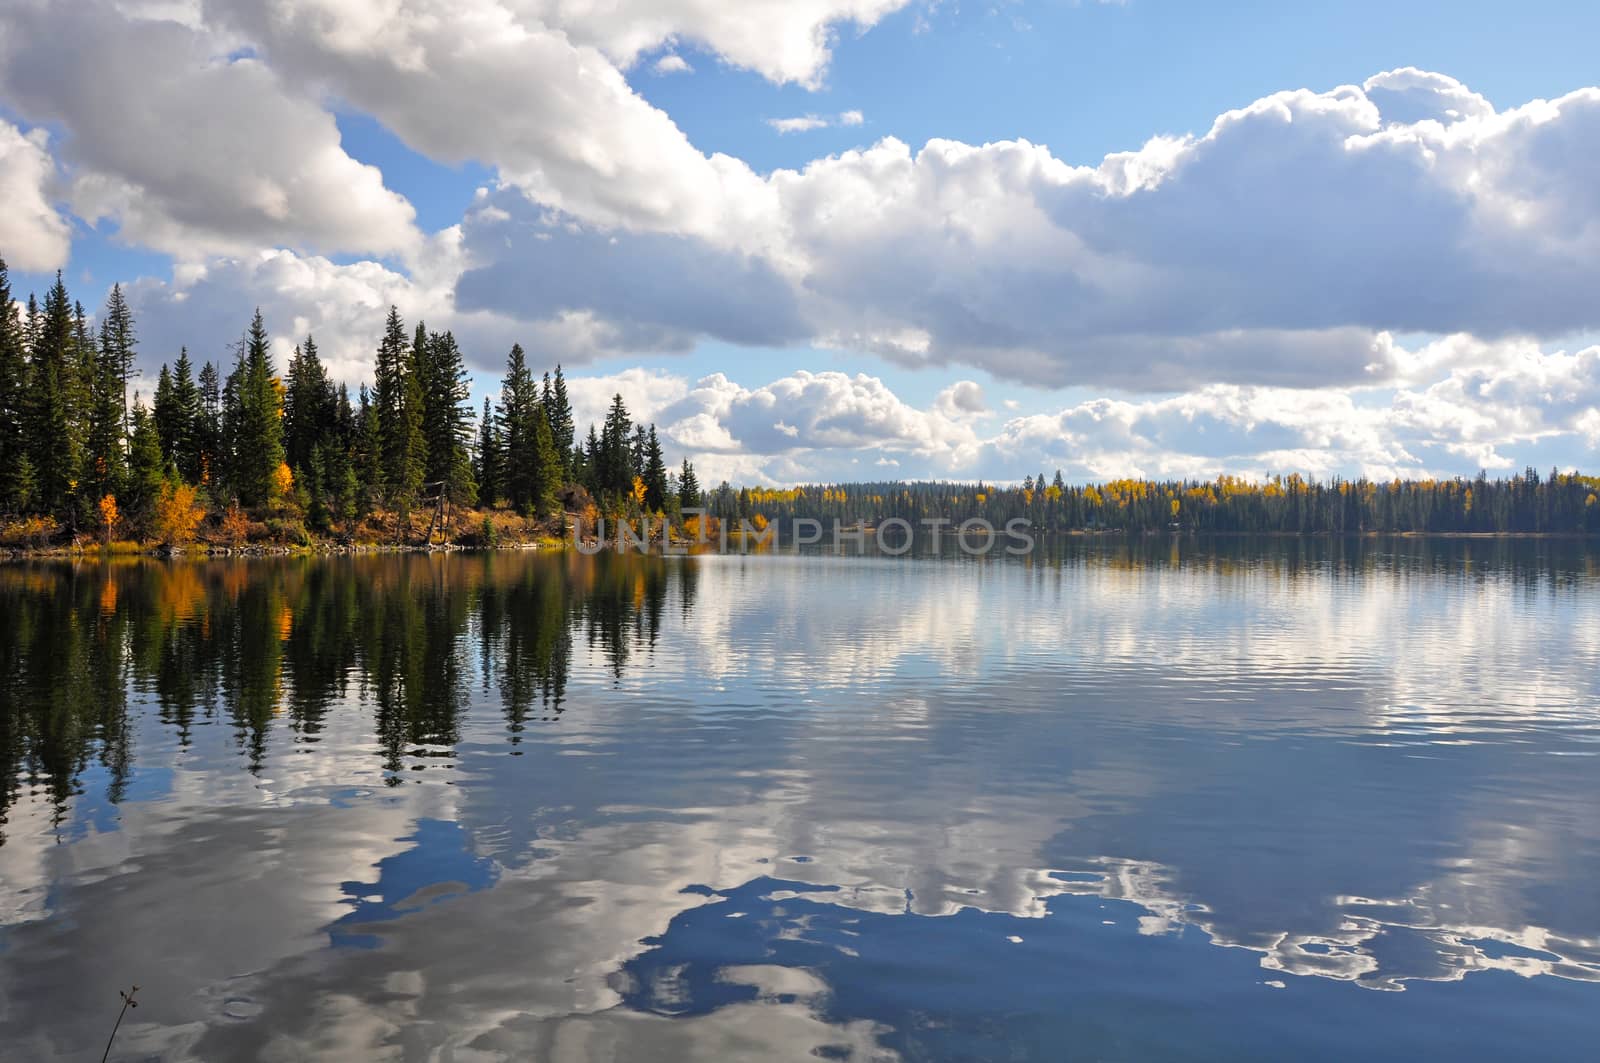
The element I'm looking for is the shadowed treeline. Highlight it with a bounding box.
[0,552,695,843]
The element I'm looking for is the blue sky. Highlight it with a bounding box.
[3,0,1599,485]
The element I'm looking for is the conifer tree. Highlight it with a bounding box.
[529,403,561,519]
[354,384,384,513]
[225,310,286,507]
[101,283,137,429]
[678,459,702,511]
[0,258,29,512]
[475,396,501,506]
[25,273,79,514]
[374,307,424,512]
[169,348,202,483]
[126,395,166,522]
[283,334,334,473]
[421,329,475,505]
[196,360,221,488]
[597,394,634,504]
[497,343,539,514]
[548,365,575,472]
[642,425,668,512]
[153,364,178,460]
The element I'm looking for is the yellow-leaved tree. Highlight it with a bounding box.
[270,462,294,503]
[152,480,206,546]
[97,494,120,543]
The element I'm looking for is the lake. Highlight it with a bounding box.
[2,541,1598,1060]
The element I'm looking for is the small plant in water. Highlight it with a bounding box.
[101,984,139,1063]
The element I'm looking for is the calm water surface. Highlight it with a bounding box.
[2,541,1599,1060]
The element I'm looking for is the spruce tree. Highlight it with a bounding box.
[25,273,79,515]
[153,364,178,461]
[283,334,334,473]
[498,343,539,514]
[374,307,424,512]
[169,349,202,483]
[642,425,668,512]
[101,283,137,431]
[197,360,221,488]
[678,459,701,510]
[226,310,286,507]
[549,365,575,473]
[126,394,166,522]
[81,309,126,522]
[0,258,29,512]
[354,384,384,513]
[475,396,501,507]
[529,402,561,519]
[598,394,634,503]
[421,329,475,505]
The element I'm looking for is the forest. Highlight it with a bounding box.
[1,258,1597,549]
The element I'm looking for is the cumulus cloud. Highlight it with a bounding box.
[768,115,832,134]
[454,190,810,351]
[652,53,693,75]
[767,111,866,133]
[0,0,419,260]
[200,0,774,242]
[517,0,916,87]
[0,120,71,271]
[519,337,1600,486]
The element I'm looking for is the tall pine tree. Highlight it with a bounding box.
[224,310,286,507]
[283,334,335,473]
[420,329,475,505]
[25,273,79,515]
[0,258,31,512]
[374,308,424,512]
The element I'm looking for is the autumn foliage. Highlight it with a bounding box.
[152,480,205,546]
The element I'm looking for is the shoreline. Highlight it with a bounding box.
[4,527,1596,562]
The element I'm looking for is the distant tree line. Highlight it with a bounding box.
[708,471,1600,536]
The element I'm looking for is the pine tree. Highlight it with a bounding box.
[101,283,137,432]
[25,273,79,515]
[529,403,561,519]
[598,394,634,504]
[642,425,668,512]
[169,348,202,483]
[498,343,539,514]
[197,360,221,488]
[126,394,166,523]
[0,258,29,512]
[153,364,178,461]
[420,329,475,505]
[283,334,334,473]
[678,459,701,510]
[225,310,286,507]
[475,395,501,506]
[549,365,575,474]
[374,307,424,512]
[84,314,129,514]
[354,384,384,513]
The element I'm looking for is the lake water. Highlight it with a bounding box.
[2,541,1598,1060]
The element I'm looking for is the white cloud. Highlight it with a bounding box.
[518,0,915,87]
[0,120,71,271]
[767,110,867,134]
[518,337,1600,485]
[768,115,832,134]
[652,53,693,75]
[0,0,420,261]
[201,0,775,242]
